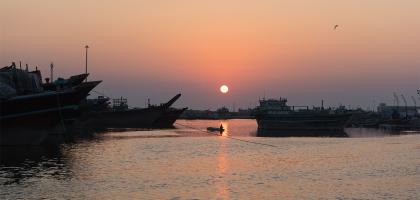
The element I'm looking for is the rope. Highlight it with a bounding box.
[174,122,281,149]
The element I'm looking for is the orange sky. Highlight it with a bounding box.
[1,0,420,109]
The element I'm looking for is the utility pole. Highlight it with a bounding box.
[85,45,89,82]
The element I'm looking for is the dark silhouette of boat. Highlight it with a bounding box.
[42,73,89,91]
[74,94,183,131]
[152,107,188,128]
[0,64,101,145]
[81,96,111,112]
[1,81,101,116]
[0,83,101,145]
[254,98,352,137]
[207,126,224,132]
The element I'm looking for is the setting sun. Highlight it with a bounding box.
[220,85,229,94]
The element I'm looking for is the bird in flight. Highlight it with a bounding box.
[334,25,339,30]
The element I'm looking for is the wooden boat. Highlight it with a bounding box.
[207,126,224,132]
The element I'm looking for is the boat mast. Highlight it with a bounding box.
[85,45,89,82]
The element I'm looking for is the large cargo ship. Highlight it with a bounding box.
[254,98,352,137]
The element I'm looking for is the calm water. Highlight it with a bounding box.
[1,119,420,199]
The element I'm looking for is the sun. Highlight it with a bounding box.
[220,85,229,94]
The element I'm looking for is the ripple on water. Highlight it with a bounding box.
[1,120,420,199]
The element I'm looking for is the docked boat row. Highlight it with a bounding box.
[253,96,420,136]
[347,104,420,134]
[3,63,418,144]
[0,62,186,146]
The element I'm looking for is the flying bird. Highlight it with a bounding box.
[334,25,339,30]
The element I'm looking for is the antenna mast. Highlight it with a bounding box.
[85,45,89,82]
[50,62,54,81]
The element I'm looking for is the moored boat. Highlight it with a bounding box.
[74,94,183,131]
[42,73,89,91]
[254,98,352,137]
[0,64,101,145]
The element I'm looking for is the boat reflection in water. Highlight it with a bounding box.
[0,145,70,185]
[2,120,419,199]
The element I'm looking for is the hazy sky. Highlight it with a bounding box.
[1,0,420,110]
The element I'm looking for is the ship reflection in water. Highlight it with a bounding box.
[1,120,420,199]
[0,145,70,186]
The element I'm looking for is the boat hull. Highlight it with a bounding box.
[152,108,187,128]
[256,113,352,137]
[0,81,100,116]
[0,106,78,145]
[0,81,100,145]
[75,107,165,131]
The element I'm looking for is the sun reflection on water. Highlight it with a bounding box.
[220,120,229,137]
[216,136,230,199]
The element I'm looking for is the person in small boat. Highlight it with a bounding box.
[219,124,224,135]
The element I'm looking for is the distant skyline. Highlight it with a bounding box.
[1,0,420,110]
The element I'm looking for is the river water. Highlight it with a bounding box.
[1,119,419,199]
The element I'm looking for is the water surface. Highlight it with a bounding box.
[1,119,419,199]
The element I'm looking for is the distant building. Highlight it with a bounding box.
[377,103,419,118]
[238,108,254,115]
[180,107,254,119]
[216,107,229,114]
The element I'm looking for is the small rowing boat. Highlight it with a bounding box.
[207,124,225,133]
